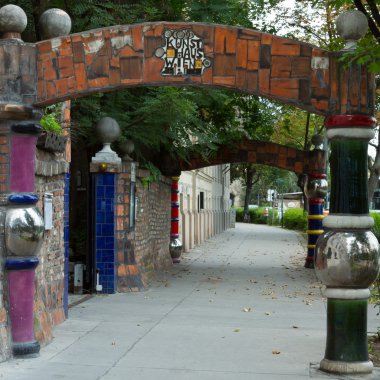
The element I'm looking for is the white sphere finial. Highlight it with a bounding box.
[0,4,27,36]
[92,117,122,164]
[39,8,71,40]
[336,10,368,50]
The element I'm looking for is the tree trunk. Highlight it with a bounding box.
[243,165,255,221]
[368,144,380,204]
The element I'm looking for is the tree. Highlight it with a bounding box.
[255,0,379,202]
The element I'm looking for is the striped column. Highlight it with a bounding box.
[169,176,182,263]
[5,121,44,357]
[304,173,326,269]
[315,115,380,374]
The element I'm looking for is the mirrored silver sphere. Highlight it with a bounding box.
[304,177,328,199]
[5,207,44,256]
[169,237,182,259]
[314,230,380,288]
[39,8,71,39]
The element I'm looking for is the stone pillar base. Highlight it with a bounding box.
[13,341,40,358]
[320,358,373,375]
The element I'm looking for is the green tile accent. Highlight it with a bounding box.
[330,140,368,214]
[325,298,368,362]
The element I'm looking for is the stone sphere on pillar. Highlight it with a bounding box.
[95,117,121,144]
[39,8,71,39]
[0,4,27,34]
[336,10,368,50]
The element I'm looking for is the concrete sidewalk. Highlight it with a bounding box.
[0,223,379,380]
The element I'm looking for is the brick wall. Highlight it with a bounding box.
[0,132,10,361]
[135,169,172,281]
[33,149,69,345]
[116,165,172,291]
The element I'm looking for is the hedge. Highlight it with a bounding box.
[235,208,380,236]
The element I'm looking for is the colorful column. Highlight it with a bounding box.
[304,136,327,268]
[305,199,324,269]
[315,115,380,374]
[0,5,45,358]
[170,176,182,263]
[5,122,44,357]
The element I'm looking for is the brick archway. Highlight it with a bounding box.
[178,140,310,174]
[35,22,374,116]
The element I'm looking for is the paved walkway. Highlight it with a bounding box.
[1,223,379,380]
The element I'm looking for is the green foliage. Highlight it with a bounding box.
[370,213,380,315]
[340,35,380,73]
[234,206,279,225]
[283,208,307,231]
[140,162,161,188]
[40,105,63,135]
[370,212,380,241]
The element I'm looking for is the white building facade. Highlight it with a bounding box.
[178,164,235,252]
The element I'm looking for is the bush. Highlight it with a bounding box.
[234,206,280,225]
[370,213,380,315]
[235,207,244,222]
[371,212,380,241]
[283,208,307,231]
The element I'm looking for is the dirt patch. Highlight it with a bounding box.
[369,335,380,367]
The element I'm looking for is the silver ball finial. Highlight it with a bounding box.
[39,8,71,39]
[311,134,324,149]
[0,4,27,35]
[336,10,368,50]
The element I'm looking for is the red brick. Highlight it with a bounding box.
[37,40,52,54]
[213,76,236,86]
[247,40,260,62]
[215,27,237,54]
[58,56,74,78]
[261,34,272,44]
[237,39,247,68]
[74,63,87,91]
[270,78,299,99]
[271,56,291,77]
[45,81,56,100]
[132,26,143,51]
[272,38,301,56]
[291,57,311,77]
[259,69,270,94]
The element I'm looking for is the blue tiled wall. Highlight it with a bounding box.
[63,172,70,317]
[95,173,116,293]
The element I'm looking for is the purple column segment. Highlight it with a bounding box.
[8,269,35,342]
[10,135,37,192]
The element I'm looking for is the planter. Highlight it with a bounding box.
[37,132,67,153]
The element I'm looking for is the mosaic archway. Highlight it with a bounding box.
[0,5,378,376]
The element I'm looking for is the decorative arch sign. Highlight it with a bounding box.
[155,29,212,76]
